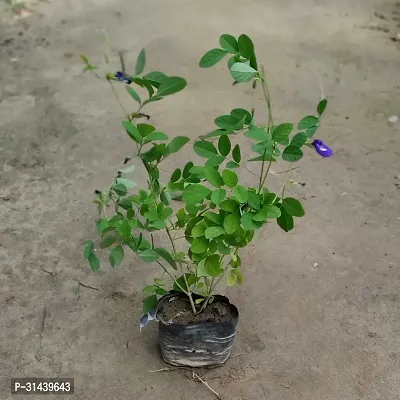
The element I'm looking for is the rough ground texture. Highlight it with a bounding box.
[1,0,400,399]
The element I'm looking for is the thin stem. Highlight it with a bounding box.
[108,81,130,119]
[166,227,197,314]
[260,159,273,189]
[156,260,188,294]
[257,68,274,192]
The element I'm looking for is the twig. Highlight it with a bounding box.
[148,367,182,373]
[230,352,242,358]
[377,258,396,266]
[40,268,56,277]
[271,166,299,175]
[78,282,99,291]
[192,372,222,400]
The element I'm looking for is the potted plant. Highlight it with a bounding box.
[83,33,332,367]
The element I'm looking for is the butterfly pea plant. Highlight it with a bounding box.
[83,34,332,315]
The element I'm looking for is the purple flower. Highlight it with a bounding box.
[115,71,131,84]
[312,139,333,158]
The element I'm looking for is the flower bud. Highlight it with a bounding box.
[312,140,333,158]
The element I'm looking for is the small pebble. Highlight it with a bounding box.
[388,115,398,124]
[313,262,319,268]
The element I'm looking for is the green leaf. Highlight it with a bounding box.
[230,63,258,82]
[126,86,141,104]
[205,226,225,240]
[189,166,206,176]
[192,222,207,237]
[88,252,100,272]
[238,34,255,59]
[233,185,248,203]
[199,48,228,68]
[143,295,157,314]
[205,254,222,276]
[219,34,238,53]
[193,141,218,158]
[112,183,128,196]
[245,126,268,141]
[317,99,328,115]
[222,169,238,187]
[143,131,168,143]
[139,249,159,262]
[228,55,240,70]
[155,248,177,269]
[170,168,181,183]
[83,240,94,259]
[227,272,236,286]
[158,77,187,96]
[96,219,108,234]
[247,190,261,210]
[122,120,142,143]
[211,189,226,205]
[182,184,211,205]
[251,140,273,156]
[282,197,305,217]
[206,155,225,168]
[100,236,117,248]
[282,146,303,162]
[231,108,252,125]
[205,167,224,188]
[217,242,230,255]
[272,123,293,145]
[142,285,156,295]
[226,161,240,169]
[290,132,308,148]
[214,115,238,131]
[253,205,281,221]
[241,212,260,230]
[118,197,133,210]
[118,165,136,174]
[277,208,294,232]
[191,237,209,254]
[224,213,241,234]
[143,71,168,85]
[204,211,223,226]
[218,135,231,156]
[183,162,194,179]
[110,245,124,267]
[238,34,254,60]
[298,116,319,130]
[219,199,239,212]
[116,178,136,189]
[306,125,318,138]
[249,54,258,71]
[232,144,241,163]
[135,48,146,75]
[167,136,190,154]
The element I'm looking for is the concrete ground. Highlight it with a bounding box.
[1,0,400,399]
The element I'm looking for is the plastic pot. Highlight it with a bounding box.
[155,292,239,367]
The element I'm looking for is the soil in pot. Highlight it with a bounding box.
[158,297,233,324]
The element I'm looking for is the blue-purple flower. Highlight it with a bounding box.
[115,71,131,84]
[312,139,333,158]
